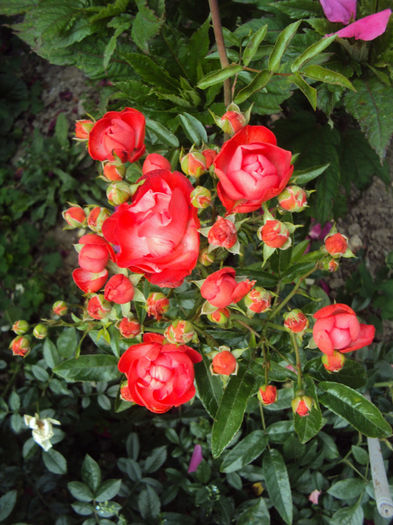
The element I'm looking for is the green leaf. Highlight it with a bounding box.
[273,0,321,18]
[71,502,94,516]
[319,382,392,438]
[306,356,367,389]
[328,478,366,500]
[262,449,293,525]
[351,445,369,465]
[138,486,161,519]
[97,394,111,410]
[31,364,50,383]
[122,52,178,92]
[294,377,324,443]
[42,448,67,475]
[221,430,267,473]
[103,34,117,70]
[291,35,336,72]
[131,2,163,53]
[95,479,122,502]
[243,24,268,66]
[302,64,355,91]
[9,390,20,412]
[57,327,78,358]
[268,20,301,73]
[126,432,140,460]
[43,338,61,368]
[344,78,393,160]
[234,70,272,104]
[187,17,211,82]
[67,481,94,502]
[54,355,120,382]
[0,490,17,521]
[237,498,270,525]
[144,445,167,473]
[82,454,101,492]
[178,112,208,146]
[55,112,69,148]
[195,355,223,418]
[145,118,179,148]
[197,65,243,89]
[266,421,294,444]
[211,366,256,458]
[292,163,329,185]
[332,504,364,525]
[290,73,317,110]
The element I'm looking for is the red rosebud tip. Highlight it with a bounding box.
[322,351,346,372]
[324,233,348,257]
[258,385,277,405]
[208,216,237,249]
[292,396,313,417]
[118,318,141,338]
[52,301,68,317]
[211,351,237,375]
[104,274,134,304]
[284,310,309,334]
[146,293,169,321]
[10,335,30,357]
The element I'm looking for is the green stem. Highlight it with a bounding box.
[208,0,231,107]
[290,332,303,390]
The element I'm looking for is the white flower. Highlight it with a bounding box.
[24,414,61,451]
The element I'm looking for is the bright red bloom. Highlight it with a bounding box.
[102,170,200,288]
[201,267,255,309]
[72,268,108,293]
[214,126,293,213]
[88,107,145,163]
[313,303,375,356]
[208,217,237,249]
[212,351,237,375]
[142,153,171,175]
[118,333,202,413]
[104,274,134,304]
[78,234,114,273]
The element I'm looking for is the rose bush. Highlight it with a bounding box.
[118,333,202,413]
[201,267,255,308]
[102,170,200,288]
[214,125,293,213]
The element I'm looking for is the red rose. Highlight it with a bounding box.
[88,107,145,163]
[118,317,141,338]
[142,153,171,174]
[214,125,293,213]
[258,385,277,405]
[78,234,113,273]
[87,294,111,319]
[102,170,200,288]
[208,216,237,249]
[118,333,202,413]
[259,220,290,249]
[212,351,237,375]
[201,267,255,309]
[313,303,375,355]
[324,233,348,257]
[104,274,134,304]
[284,309,309,333]
[72,268,108,293]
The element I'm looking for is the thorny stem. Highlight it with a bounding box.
[208,0,231,107]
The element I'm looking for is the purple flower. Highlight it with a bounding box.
[188,444,203,473]
[320,0,356,24]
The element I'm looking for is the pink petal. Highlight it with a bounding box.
[188,444,203,473]
[309,489,322,504]
[332,9,392,41]
[320,0,356,24]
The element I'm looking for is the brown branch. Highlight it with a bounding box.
[208,0,231,107]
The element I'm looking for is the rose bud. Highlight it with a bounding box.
[164,320,196,345]
[181,151,208,178]
[313,303,375,355]
[72,268,108,293]
[207,308,230,324]
[78,234,112,273]
[104,274,134,304]
[244,287,272,313]
[12,320,29,335]
[75,119,94,140]
[106,181,132,206]
[292,395,313,417]
[202,148,217,169]
[52,300,68,317]
[324,232,348,257]
[102,162,125,181]
[87,207,111,233]
[219,109,247,135]
[208,216,237,249]
[87,294,111,320]
[321,257,340,273]
[9,335,30,357]
[62,206,86,228]
[322,351,346,373]
[120,383,134,402]
[199,248,214,266]
[118,333,202,413]
[214,125,293,213]
[142,153,171,175]
[258,219,291,249]
[278,186,307,213]
[190,186,212,209]
[33,323,48,340]
[284,309,309,334]
[118,317,141,338]
[201,267,255,309]
[88,107,145,163]
[211,350,238,375]
[258,385,277,405]
[320,0,356,24]
[146,292,169,321]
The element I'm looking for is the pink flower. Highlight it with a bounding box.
[330,9,392,41]
[188,444,203,473]
[309,489,321,505]
[320,0,356,24]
